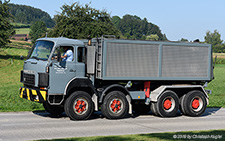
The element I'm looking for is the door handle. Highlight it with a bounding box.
[69,69,76,72]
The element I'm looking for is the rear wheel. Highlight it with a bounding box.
[101,91,128,119]
[64,91,94,120]
[181,90,207,117]
[43,102,64,116]
[155,90,179,117]
[179,94,186,114]
[150,102,159,116]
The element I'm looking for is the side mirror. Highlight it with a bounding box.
[20,55,24,60]
[57,50,61,62]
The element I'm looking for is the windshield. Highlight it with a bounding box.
[29,41,54,61]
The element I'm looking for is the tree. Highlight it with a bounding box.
[29,21,47,43]
[112,14,165,40]
[0,0,15,47]
[146,34,159,41]
[8,3,55,28]
[162,34,168,41]
[204,30,224,53]
[49,2,120,39]
[205,30,223,46]
[111,16,121,28]
[179,38,188,42]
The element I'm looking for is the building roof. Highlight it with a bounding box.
[13,34,28,37]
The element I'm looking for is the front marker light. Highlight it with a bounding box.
[46,66,49,73]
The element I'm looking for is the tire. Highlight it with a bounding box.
[133,104,150,114]
[64,91,94,120]
[101,91,129,119]
[155,90,179,117]
[150,102,159,116]
[181,90,207,117]
[43,102,64,116]
[179,94,186,115]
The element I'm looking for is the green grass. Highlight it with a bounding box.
[39,129,225,141]
[213,53,225,56]
[214,58,225,64]
[0,43,225,112]
[14,28,51,34]
[11,22,30,26]
[15,28,30,34]
[207,64,225,107]
[11,22,30,34]
[0,41,43,112]
[10,40,32,48]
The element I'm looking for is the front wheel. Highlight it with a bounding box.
[43,102,64,116]
[101,91,129,119]
[64,91,94,120]
[181,90,207,117]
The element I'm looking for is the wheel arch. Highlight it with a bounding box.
[65,78,96,97]
[99,84,130,103]
[150,85,209,104]
[64,78,98,111]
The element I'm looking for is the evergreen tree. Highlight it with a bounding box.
[29,21,47,43]
[8,3,55,28]
[0,0,15,47]
[112,14,165,40]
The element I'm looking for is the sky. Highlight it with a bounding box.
[10,0,225,41]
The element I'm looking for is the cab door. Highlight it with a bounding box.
[48,46,77,94]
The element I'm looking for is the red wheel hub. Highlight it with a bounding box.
[164,99,172,110]
[75,100,86,113]
[110,99,121,112]
[192,99,200,109]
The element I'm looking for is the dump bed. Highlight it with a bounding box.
[95,39,213,82]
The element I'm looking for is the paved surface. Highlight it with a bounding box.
[0,108,224,141]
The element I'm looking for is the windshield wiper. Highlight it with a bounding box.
[30,56,40,60]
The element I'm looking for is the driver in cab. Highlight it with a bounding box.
[61,46,74,61]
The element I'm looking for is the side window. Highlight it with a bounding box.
[77,47,86,63]
[51,46,74,62]
[51,47,60,61]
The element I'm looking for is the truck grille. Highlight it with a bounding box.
[23,73,35,86]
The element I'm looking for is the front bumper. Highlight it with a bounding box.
[20,87,47,103]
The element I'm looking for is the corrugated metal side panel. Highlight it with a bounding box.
[105,42,159,77]
[162,45,209,78]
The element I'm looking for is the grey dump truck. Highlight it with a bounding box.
[20,36,213,120]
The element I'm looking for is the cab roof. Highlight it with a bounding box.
[37,37,84,46]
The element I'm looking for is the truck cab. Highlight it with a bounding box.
[20,38,92,115]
